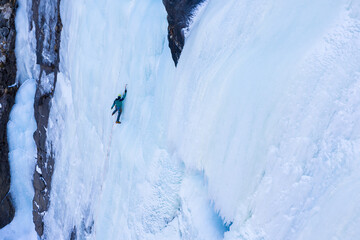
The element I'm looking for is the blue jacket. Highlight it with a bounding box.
[112,90,127,109]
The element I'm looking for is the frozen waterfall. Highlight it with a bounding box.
[1,0,360,239]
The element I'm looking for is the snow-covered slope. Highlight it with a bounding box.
[3,0,360,239]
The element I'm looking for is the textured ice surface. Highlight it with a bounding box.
[44,0,226,239]
[0,79,37,240]
[6,0,360,239]
[0,0,39,238]
[46,0,360,239]
[15,0,38,84]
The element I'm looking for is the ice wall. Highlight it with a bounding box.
[39,0,360,239]
[15,0,38,85]
[0,79,37,239]
[170,1,360,239]
[0,0,39,238]
[43,0,226,239]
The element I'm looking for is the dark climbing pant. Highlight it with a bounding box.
[112,108,122,122]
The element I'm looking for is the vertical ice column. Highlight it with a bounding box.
[0,79,37,239]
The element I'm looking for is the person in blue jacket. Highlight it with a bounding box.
[111,86,127,124]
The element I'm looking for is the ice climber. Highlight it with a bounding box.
[111,86,127,124]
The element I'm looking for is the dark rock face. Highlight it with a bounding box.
[30,0,62,237]
[0,0,17,229]
[162,0,205,66]
[0,193,14,228]
[70,226,77,240]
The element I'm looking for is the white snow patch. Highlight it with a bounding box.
[36,165,42,175]
[7,83,18,88]
[39,72,55,95]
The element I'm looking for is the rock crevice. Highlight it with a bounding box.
[30,0,62,237]
[162,0,205,66]
[0,0,17,229]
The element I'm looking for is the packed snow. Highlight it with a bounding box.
[2,0,360,239]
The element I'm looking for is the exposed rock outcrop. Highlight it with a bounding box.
[0,0,17,229]
[30,0,62,237]
[162,0,205,66]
